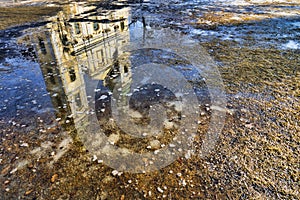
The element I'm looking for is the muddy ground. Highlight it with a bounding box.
[0,6,62,30]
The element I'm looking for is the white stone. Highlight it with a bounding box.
[112,170,119,176]
[150,140,161,149]
[157,187,164,193]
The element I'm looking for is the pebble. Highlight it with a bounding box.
[10,168,18,174]
[169,143,176,148]
[51,174,58,183]
[108,134,119,144]
[164,121,174,129]
[92,155,97,162]
[181,179,187,186]
[245,123,254,129]
[25,189,33,195]
[149,140,161,149]
[112,170,119,176]
[1,166,10,175]
[157,187,164,193]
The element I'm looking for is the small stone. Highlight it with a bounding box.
[51,174,58,183]
[245,123,254,129]
[92,155,97,162]
[20,143,29,147]
[185,150,193,159]
[181,179,187,186]
[157,187,164,193]
[164,121,174,129]
[108,134,119,145]
[120,195,125,200]
[1,166,10,175]
[169,144,176,148]
[10,168,17,174]
[112,170,119,176]
[25,189,33,195]
[149,140,161,149]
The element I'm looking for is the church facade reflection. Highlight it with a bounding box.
[19,3,132,132]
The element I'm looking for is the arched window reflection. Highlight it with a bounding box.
[120,21,125,31]
[93,22,100,31]
[69,67,76,82]
[75,93,82,110]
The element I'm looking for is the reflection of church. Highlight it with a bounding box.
[19,3,132,130]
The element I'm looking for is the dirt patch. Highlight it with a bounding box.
[0,6,61,30]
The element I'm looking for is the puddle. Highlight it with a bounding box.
[0,0,299,199]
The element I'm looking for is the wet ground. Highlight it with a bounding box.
[0,0,299,199]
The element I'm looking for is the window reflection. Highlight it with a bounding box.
[38,37,47,54]
[74,22,81,34]
[75,93,82,110]
[120,21,125,31]
[93,22,100,31]
[69,67,76,82]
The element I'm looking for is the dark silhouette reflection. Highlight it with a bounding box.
[94,47,211,138]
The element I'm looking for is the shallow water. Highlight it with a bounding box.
[0,0,299,199]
